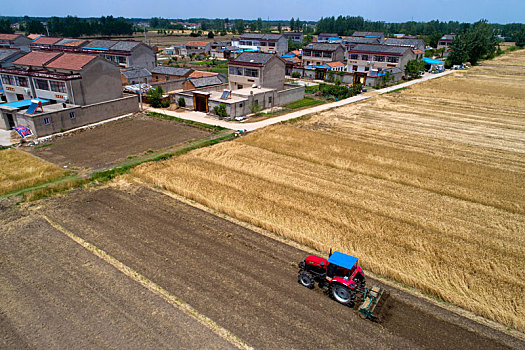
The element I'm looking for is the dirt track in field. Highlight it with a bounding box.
[28,113,210,170]
[36,185,524,349]
[0,202,234,349]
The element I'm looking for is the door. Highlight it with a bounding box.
[354,72,367,86]
[6,113,15,129]
[193,94,208,112]
[16,94,24,101]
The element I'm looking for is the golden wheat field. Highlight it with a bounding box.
[0,149,65,194]
[132,50,525,332]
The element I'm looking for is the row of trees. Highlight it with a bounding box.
[448,20,500,65]
[46,16,133,37]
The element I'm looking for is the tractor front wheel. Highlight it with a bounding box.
[298,271,315,289]
[330,284,355,306]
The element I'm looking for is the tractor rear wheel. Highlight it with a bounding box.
[330,284,355,306]
[298,271,315,289]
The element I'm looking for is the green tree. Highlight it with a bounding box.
[405,59,426,79]
[25,20,46,35]
[290,18,295,31]
[213,103,227,118]
[516,28,525,47]
[208,31,214,38]
[147,86,164,108]
[0,20,14,34]
[256,18,263,32]
[278,23,282,33]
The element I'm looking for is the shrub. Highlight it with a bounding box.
[291,72,301,78]
[147,86,164,108]
[249,102,262,114]
[161,99,170,108]
[178,97,186,107]
[213,103,227,118]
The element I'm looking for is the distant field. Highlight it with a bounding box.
[0,149,65,195]
[132,50,525,332]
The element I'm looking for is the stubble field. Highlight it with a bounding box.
[132,50,525,332]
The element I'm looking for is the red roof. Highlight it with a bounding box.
[326,61,344,67]
[13,51,62,67]
[413,49,424,54]
[27,34,41,40]
[290,50,302,56]
[186,41,209,47]
[189,70,218,78]
[45,53,97,70]
[32,36,62,45]
[0,34,21,41]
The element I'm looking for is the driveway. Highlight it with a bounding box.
[147,70,455,132]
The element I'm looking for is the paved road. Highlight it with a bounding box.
[147,71,455,132]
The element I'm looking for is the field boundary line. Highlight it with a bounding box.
[41,214,253,350]
[125,178,525,342]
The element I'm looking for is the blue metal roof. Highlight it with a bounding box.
[423,57,444,65]
[0,98,49,109]
[82,46,110,51]
[327,251,358,270]
[281,54,294,58]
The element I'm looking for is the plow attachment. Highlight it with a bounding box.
[358,286,388,321]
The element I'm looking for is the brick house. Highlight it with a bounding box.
[346,44,416,75]
[228,52,285,91]
[182,41,212,56]
[0,34,32,51]
[301,43,345,67]
[232,33,289,56]
[150,66,194,82]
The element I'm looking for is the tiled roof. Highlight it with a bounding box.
[384,38,425,48]
[413,49,425,54]
[231,52,275,65]
[85,40,116,49]
[0,48,21,61]
[326,61,344,67]
[290,50,302,56]
[13,51,62,67]
[284,56,301,64]
[121,67,151,79]
[151,66,193,76]
[185,41,209,47]
[318,33,338,37]
[349,44,410,55]
[343,37,381,45]
[111,41,141,51]
[352,31,384,38]
[240,33,283,41]
[303,43,343,51]
[32,36,62,45]
[189,70,218,78]
[27,34,41,40]
[55,38,88,47]
[0,34,21,41]
[45,53,98,70]
[188,75,224,88]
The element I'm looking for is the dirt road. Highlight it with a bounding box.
[0,203,235,349]
[37,185,523,349]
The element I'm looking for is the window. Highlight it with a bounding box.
[118,56,127,64]
[69,112,76,119]
[43,117,51,125]
[15,76,28,87]
[259,42,267,46]
[1,74,14,85]
[49,80,67,93]
[364,67,370,71]
[361,55,369,61]
[268,96,272,104]
[34,79,49,90]
[323,52,332,58]
[244,68,259,77]
[229,66,243,75]
[387,56,399,63]
[269,42,275,47]
[313,51,321,57]
[350,54,359,60]
[303,51,310,57]
[374,55,385,62]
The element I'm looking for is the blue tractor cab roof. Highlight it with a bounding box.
[327,251,358,270]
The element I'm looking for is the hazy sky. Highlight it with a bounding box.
[3,0,524,23]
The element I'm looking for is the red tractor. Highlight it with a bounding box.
[298,250,386,320]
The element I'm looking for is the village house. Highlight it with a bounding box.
[0,49,25,68]
[232,33,289,56]
[0,50,137,136]
[317,33,340,42]
[301,42,345,67]
[150,66,193,82]
[228,52,285,91]
[182,74,226,90]
[351,31,385,40]
[121,67,152,86]
[30,38,156,70]
[181,41,212,56]
[284,32,304,43]
[437,34,456,51]
[0,34,32,51]
[384,37,426,51]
